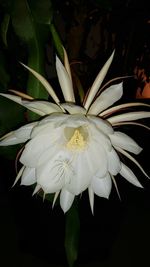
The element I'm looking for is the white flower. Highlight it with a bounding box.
[0,48,150,213]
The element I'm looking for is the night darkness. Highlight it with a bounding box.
[0,1,150,267]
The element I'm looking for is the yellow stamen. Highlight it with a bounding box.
[67,129,86,150]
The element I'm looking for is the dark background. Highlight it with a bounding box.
[0,0,150,266]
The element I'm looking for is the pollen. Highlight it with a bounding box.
[66,129,86,150]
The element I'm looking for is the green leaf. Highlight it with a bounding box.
[29,0,53,25]
[65,200,80,267]
[0,51,9,90]
[50,23,64,61]
[1,13,10,47]
[11,0,49,121]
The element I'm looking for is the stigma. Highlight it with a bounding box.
[66,129,86,150]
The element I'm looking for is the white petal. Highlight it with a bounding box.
[115,146,149,178]
[32,184,41,195]
[20,63,60,104]
[12,166,25,186]
[90,125,112,152]
[0,93,60,116]
[86,141,108,177]
[63,47,73,83]
[88,115,114,135]
[61,103,86,114]
[120,163,143,188]
[84,50,115,110]
[0,131,20,146]
[88,186,94,214]
[107,148,121,175]
[88,82,123,115]
[91,173,112,198]
[0,122,37,146]
[36,151,70,193]
[66,153,91,195]
[22,100,62,115]
[21,167,36,185]
[109,131,142,155]
[0,93,22,105]
[60,189,75,213]
[100,102,150,117]
[107,111,150,124]
[56,56,75,102]
[20,132,59,167]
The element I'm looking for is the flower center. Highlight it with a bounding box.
[65,127,87,151]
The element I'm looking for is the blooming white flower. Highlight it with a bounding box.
[0,48,150,213]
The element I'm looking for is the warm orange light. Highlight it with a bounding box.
[136,82,150,99]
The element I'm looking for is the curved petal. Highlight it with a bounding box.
[63,47,73,82]
[61,103,86,114]
[107,148,121,175]
[21,167,36,185]
[91,173,112,198]
[84,51,115,110]
[20,63,60,104]
[107,111,150,124]
[100,102,150,117]
[86,141,108,177]
[115,146,149,178]
[56,56,75,102]
[36,151,72,193]
[88,115,114,135]
[60,189,75,213]
[120,163,143,188]
[0,93,22,105]
[88,82,123,115]
[22,100,62,115]
[66,153,91,195]
[0,93,61,116]
[88,186,94,214]
[109,131,142,155]
[0,122,37,146]
[20,132,60,167]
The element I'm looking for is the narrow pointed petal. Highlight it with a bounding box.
[12,166,25,186]
[91,173,112,199]
[0,93,22,104]
[112,121,150,131]
[107,111,150,124]
[21,167,36,185]
[60,189,75,213]
[63,47,72,82]
[56,56,75,102]
[115,146,149,178]
[32,184,41,196]
[0,93,53,116]
[110,174,121,200]
[109,131,142,155]
[84,50,115,110]
[52,191,60,208]
[0,122,37,146]
[20,63,60,104]
[0,131,20,146]
[22,100,62,115]
[9,89,34,100]
[88,186,94,214]
[88,82,123,115]
[120,163,143,188]
[100,102,150,117]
